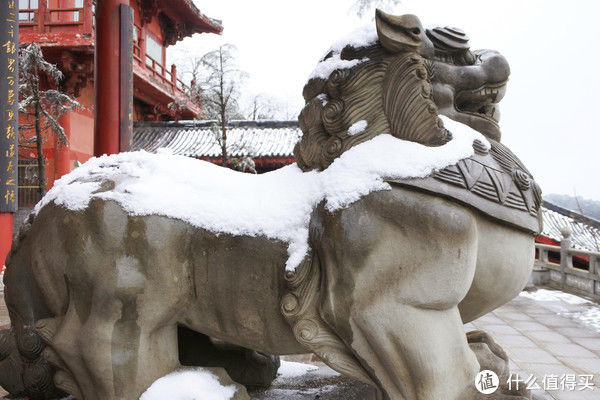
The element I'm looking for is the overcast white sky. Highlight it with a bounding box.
[168,0,600,200]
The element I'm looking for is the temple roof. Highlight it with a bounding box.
[133,120,301,158]
[162,0,223,37]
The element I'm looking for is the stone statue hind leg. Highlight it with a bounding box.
[44,279,182,400]
[19,202,193,399]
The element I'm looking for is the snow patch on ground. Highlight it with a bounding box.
[35,116,484,271]
[348,120,368,136]
[564,308,600,333]
[520,289,600,333]
[519,289,591,305]
[140,368,237,400]
[277,361,319,379]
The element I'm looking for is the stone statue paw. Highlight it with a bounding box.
[227,350,281,388]
[467,330,509,379]
[468,330,531,400]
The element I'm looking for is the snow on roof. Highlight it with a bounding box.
[540,201,600,252]
[38,116,485,271]
[133,120,301,159]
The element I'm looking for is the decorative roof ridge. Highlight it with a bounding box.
[542,200,600,230]
[134,120,300,129]
[186,1,223,34]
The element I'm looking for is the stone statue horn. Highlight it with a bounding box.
[375,9,433,57]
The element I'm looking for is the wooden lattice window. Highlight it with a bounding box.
[19,0,38,22]
[17,159,41,209]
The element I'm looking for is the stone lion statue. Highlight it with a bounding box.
[0,10,540,400]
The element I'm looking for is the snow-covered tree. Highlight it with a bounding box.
[171,45,256,172]
[196,44,247,167]
[246,94,277,121]
[18,43,80,196]
[206,122,256,173]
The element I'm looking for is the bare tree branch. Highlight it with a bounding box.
[18,42,81,195]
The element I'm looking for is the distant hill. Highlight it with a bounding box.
[544,194,600,221]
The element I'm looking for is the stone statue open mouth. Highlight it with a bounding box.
[455,81,507,124]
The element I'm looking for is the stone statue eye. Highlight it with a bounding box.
[411,28,421,35]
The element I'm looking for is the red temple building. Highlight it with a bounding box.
[17,0,221,207]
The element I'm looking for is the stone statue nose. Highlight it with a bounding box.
[479,50,511,84]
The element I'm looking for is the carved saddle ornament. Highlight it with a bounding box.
[390,139,542,234]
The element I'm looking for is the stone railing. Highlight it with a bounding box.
[533,227,600,300]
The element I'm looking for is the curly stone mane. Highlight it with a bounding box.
[294,42,452,171]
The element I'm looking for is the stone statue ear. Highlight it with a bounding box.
[375,9,424,53]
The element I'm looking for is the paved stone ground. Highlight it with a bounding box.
[465,290,600,400]
[249,364,376,399]
[0,286,599,399]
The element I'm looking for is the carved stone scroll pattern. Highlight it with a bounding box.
[280,256,380,399]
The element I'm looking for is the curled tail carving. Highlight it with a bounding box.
[0,213,64,399]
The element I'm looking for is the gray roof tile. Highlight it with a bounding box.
[133,120,301,158]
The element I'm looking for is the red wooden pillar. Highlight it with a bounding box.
[0,214,11,270]
[171,64,177,86]
[38,0,46,33]
[82,0,94,35]
[94,0,132,156]
[55,113,71,179]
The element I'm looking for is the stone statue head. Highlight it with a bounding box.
[294,9,510,171]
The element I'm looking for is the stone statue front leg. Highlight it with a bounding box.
[313,189,496,399]
[348,301,480,400]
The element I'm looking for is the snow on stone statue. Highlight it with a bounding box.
[0,10,540,400]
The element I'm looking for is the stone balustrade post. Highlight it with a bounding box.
[540,247,548,264]
[590,255,598,296]
[560,227,572,289]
